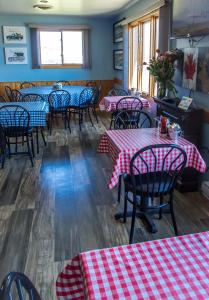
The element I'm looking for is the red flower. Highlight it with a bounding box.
[184,53,196,80]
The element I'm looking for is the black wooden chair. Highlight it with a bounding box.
[22,94,45,103]
[70,87,95,131]
[4,86,13,102]
[11,90,22,102]
[113,110,152,130]
[0,105,34,167]
[113,110,152,204]
[48,90,71,135]
[89,85,102,123]
[56,80,70,86]
[20,82,35,89]
[0,272,41,300]
[120,144,187,243]
[0,95,7,102]
[22,94,46,153]
[0,125,6,168]
[108,88,128,96]
[110,96,143,129]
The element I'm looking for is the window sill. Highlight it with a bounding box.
[39,64,83,69]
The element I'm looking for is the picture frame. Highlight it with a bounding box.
[3,26,27,44]
[113,18,125,43]
[113,50,123,70]
[5,47,28,64]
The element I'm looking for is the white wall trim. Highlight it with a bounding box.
[120,0,165,25]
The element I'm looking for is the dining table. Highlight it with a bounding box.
[56,230,209,300]
[99,95,151,112]
[19,85,88,106]
[98,128,206,189]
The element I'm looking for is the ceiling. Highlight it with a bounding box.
[0,0,139,16]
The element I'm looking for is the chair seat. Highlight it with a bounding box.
[124,172,173,196]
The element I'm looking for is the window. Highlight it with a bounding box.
[30,26,90,69]
[129,12,159,96]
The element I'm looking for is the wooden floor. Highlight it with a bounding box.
[0,112,209,299]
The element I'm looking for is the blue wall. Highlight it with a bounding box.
[0,14,114,82]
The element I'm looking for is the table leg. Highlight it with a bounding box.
[114,202,170,234]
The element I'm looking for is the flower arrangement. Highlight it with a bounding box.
[144,49,182,98]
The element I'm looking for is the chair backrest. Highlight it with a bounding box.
[91,85,102,106]
[0,272,41,300]
[56,80,70,86]
[11,90,22,102]
[4,86,13,102]
[108,88,128,96]
[113,110,152,130]
[48,90,71,109]
[116,96,143,111]
[22,94,45,102]
[130,144,187,198]
[86,81,97,87]
[20,82,35,89]
[0,95,6,102]
[79,88,95,106]
[0,105,30,131]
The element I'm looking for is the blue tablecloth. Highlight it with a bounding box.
[0,101,48,127]
[19,85,87,106]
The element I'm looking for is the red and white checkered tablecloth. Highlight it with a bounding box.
[56,231,209,300]
[99,96,150,112]
[97,128,206,189]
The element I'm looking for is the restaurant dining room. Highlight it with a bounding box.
[1,0,209,299]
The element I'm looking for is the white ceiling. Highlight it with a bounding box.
[0,0,139,16]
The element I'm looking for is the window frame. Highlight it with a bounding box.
[38,29,83,69]
[128,11,159,96]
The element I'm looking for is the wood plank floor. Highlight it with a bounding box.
[0,112,209,299]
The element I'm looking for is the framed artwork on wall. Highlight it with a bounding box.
[113,18,125,43]
[113,50,123,70]
[5,47,28,64]
[3,26,27,44]
[182,48,198,90]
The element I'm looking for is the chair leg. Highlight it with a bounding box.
[159,195,163,219]
[7,139,11,159]
[79,110,82,131]
[109,116,113,129]
[36,127,39,154]
[66,112,71,133]
[123,191,128,223]
[1,150,5,169]
[129,195,137,244]
[93,107,98,123]
[170,192,178,236]
[26,136,34,167]
[31,135,35,158]
[118,175,122,203]
[87,108,93,127]
[40,128,46,146]
[49,113,52,135]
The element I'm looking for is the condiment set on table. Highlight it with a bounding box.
[159,116,181,141]
[53,82,62,90]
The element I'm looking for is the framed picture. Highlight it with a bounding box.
[3,26,26,44]
[5,47,28,64]
[113,19,125,43]
[113,50,123,70]
[182,48,198,90]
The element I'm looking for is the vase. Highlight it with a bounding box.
[157,82,166,99]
